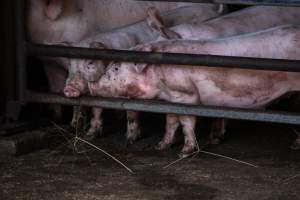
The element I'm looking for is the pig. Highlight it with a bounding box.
[149,6,300,40]
[147,5,300,144]
[85,25,300,157]
[27,0,205,43]
[27,0,223,120]
[62,5,225,142]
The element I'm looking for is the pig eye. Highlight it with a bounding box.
[88,61,94,65]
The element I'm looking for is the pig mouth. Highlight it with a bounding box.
[85,73,101,82]
[87,82,97,96]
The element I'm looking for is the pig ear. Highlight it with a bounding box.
[146,7,181,40]
[89,42,107,49]
[146,7,165,33]
[45,0,64,20]
[217,4,227,14]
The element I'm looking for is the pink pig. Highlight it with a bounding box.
[87,25,300,157]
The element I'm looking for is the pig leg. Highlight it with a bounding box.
[146,7,182,40]
[71,106,81,128]
[126,111,141,144]
[209,118,227,145]
[70,106,88,130]
[155,114,180,150]
[85,108,103,141]
[179,115,198,158]
[44,62,67,121]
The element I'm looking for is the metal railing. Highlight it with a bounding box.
[15,0,300,125]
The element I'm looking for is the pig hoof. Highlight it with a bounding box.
[179,146,198,158]
[178,150,198,159]
[83,131,98,141]
[125,130,141,147]
[210,138,221,145]
[178,152,190,159]
[70,119,76,128]
[64,87,80,98]
[208,137,224,145]
[155,141,171,151]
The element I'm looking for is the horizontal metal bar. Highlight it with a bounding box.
[26,91,300,125]
[137,0,300,7]
[27,43,300,72]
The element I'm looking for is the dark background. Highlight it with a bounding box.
[0,1,16,118]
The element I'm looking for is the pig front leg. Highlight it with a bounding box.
[179,115,198,158]
[71,106,88,129]
[85,108,103,141]
[126,111,141,145]
[209,119,227,145]
[156,114,198,157]
[155,114,180,150]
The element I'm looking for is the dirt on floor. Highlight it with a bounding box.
[0,116,299,200]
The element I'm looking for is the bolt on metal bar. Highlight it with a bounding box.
[27,43,300,72]
[137,0,300,7]
[27,91,300,125]
[15,0,26,102]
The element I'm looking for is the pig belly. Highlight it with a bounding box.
[191,69,293,109]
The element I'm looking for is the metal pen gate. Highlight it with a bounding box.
[13,0,300,125]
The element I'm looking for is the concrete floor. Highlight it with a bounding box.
[0,117,299,200]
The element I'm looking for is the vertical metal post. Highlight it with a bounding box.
[5,0,27,121]
[15,0,26,102]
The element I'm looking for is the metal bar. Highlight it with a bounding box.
[15,0,26,102]
[137,0,300,7]
[27,43,300,72]
[27,91,300,125]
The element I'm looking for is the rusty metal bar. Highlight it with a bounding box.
[27,43,300,72]
[137,0,300,7]
[27,91,300,125]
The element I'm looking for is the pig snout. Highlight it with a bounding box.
[64,72,87,97]
[64,85,81,98]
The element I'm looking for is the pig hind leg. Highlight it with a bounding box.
[85,108,103,141]
[155,114,180,150]
[126,111,141,145]
[179,115,198,158]
[209,118,227,145]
